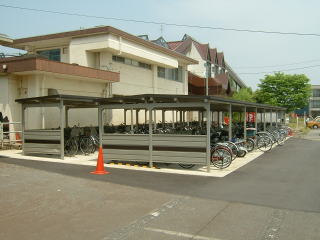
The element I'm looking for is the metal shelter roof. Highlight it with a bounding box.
[15,94,102,108]
[97,94,286,112]
[16,94,286,112]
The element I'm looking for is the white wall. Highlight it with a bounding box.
[69,34,179,68]
[186,43,207,77]
[0,75,21,140]
[10,73,109,130]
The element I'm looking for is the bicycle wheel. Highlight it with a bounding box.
[245,138,255,152]
[65,138,78,156]
[80,137,94,155]
[211,147,232,169]
[227,142,238,161]
[178,163,195,169]
[277,134,285,146]
[257,136,272,152]
[218,142,237,161]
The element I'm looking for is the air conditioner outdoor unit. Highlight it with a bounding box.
[48,88,59,96]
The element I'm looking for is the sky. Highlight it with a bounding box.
[0,0,319,89]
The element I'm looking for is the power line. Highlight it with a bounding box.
[235,59,320,69]
[1,3,320,37]
[239,64,320,75]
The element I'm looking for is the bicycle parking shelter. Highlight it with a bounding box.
[16,95,102,159]
[16,94,286,172]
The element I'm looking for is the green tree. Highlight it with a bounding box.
[231,87,256,102]
[255,73,311,112]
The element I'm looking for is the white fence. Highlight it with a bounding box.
[0,122,22,148]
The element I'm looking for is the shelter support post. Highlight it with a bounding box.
[130,108,134,133]
[124,109,127,125]
[270,110,272,127]
[148,107,153,168]
[65,107,69,128]
[206,104,211,173]
[263,109,266,131]
[176,111,178,124]
[229,104,232,141]
[98,106,103,148]
[172,110,175,128]
[243,106,247,139]
[59,100,65,160]
[162,110,165,124]
[21,104,25,155]
[186,111,190,126]
[255,108,258,131]
[276,111,278,127]
[144,109,147,124]
[136,109,139,125]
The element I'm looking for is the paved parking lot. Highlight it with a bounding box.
[1,133,320,240]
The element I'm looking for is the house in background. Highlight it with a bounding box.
[1,26,198,129]
[166,34,246,96]
[309,85,320,117]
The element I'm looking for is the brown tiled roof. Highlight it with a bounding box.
[171,36,213,62]
[0,56,119,82]
[209,48,217,64]
[188,72,219,87]
[7,26,198,64]
[167,41,183,50]
[174,37,193,55]
[193,42,209,61]
[217,52,225,66]
[215,73,229,89]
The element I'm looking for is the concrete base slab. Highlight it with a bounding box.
[0,140,286,177]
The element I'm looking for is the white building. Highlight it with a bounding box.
[0,26,197,131]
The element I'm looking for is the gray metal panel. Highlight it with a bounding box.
[153,151,206,158]
[24,134,61,140]
[104,149,149,156]
[154,141,206,147]
[152,156,205,164]
[153,135,206,143]
[24,130,60,136]
[104,149,149,161]
[24,143,60,149]
[153,151,206,164]
[102,139,149,146]
[104,154,150,162]
[24,147,60,154]
[102,134,149,142]
[102,134,149,146]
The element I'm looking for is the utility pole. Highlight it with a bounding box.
[205,61,209,96]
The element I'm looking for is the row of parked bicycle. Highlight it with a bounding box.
[64,126,99,156]
[64,123,290,170]
[208,125,289,169]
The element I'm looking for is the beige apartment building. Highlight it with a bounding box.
[0,26,197,130]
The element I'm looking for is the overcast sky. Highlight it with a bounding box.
[1,0,319,89]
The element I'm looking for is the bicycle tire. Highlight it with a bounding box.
[65,138,78,156]
[80,137,93,155]
[178,163,196,169]
[257,136,272,152]
[211,146,232,169]
[245,138,255,152]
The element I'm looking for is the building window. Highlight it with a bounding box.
[112,55,151,70]
[311,100,320,108]
[157,66,183,82]
[37,49,61,61]
[312,89,320,97]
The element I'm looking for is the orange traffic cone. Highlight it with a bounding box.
[90,147,110,175]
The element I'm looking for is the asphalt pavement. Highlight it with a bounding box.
[0,132,320,240]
